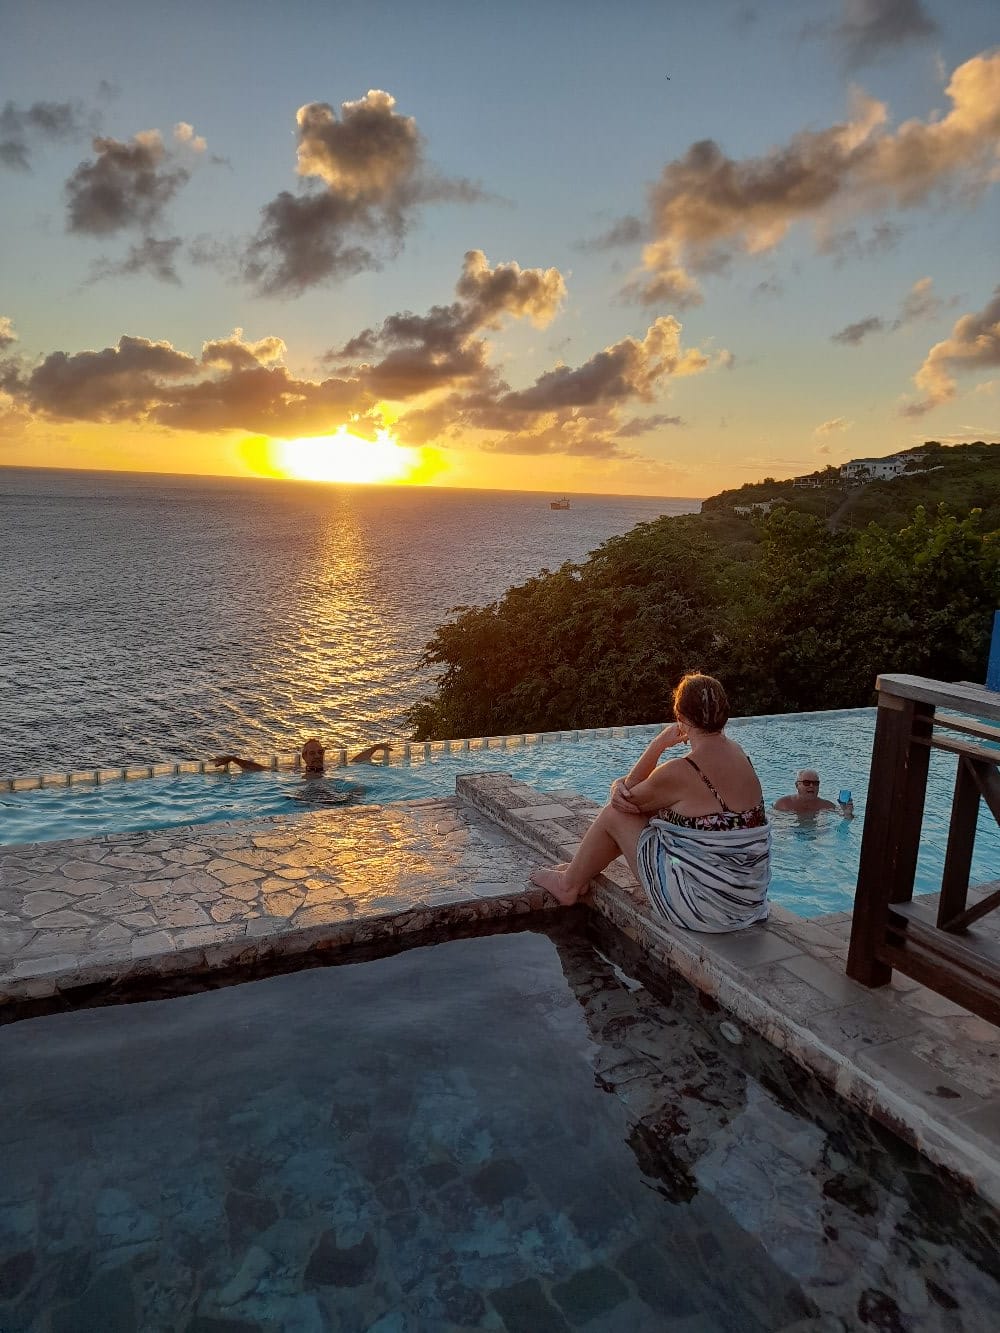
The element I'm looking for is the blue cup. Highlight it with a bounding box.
[838,789,852,805]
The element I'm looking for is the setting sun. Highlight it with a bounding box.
[275,428,418,484]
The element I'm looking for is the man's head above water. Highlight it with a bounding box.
[300,738,325,773]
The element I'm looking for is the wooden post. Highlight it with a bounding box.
[938,757,980,930]
[847,692,933,986]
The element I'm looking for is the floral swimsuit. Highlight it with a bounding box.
[658,755,768,832]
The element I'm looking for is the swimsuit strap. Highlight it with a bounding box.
[684,755,733,813]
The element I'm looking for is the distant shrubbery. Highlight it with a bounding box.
[408,502,1000,738]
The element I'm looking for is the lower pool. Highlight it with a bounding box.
[3,710,998,919]
[0,920,996,1332]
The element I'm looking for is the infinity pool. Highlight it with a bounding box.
[1,922,997,1331]
[3,711,998,918]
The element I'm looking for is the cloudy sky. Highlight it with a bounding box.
[1,0,998,496]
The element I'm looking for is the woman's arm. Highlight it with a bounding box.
[624,723,685,787]
[610,724,685,813]
[618,761,683,814]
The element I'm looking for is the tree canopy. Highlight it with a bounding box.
[409,501,999,738]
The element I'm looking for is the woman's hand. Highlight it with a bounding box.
[656,722,686,751]
[610,777,642,814]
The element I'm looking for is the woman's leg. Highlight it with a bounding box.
[530,803,648,905]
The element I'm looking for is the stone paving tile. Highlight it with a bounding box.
[0,796,551,1013]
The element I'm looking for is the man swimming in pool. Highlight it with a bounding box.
[211,739,393,773]
[773,769,853,817]
[211,739,391,807]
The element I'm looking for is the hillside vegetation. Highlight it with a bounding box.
[703,441,1000,531]
[409,442,1000,738]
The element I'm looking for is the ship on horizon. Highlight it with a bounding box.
[549,496,571,510]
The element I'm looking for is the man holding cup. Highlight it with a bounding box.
[774,769,854,817]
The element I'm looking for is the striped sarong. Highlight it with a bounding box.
[635,818,771,933]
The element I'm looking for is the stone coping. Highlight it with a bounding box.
[2,706,874,791]
[456,772,1000,1213]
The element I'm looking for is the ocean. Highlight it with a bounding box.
[0,469,699,776]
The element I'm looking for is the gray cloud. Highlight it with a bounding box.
[201,329,287,371]
[622,49,1000,306]
[893,275,945,327]
[832,315,886,345]
[398,315,714,455]
[243,90,486,296]
[833,277,950,346]
[752,276,784,300]
[495,318,707,413]
[18,335,197,420]
[816,219,903,264]
[66,130,191,235]
[243,191,378,295]
[834,0,937,70]
[616,413,684,436]
[5,329,373,437]
[0,316,17,350]
[0,98,95,170]
[88,235,184,284]
[476,410,638,459]
[325,250,565,401]
[578,215,643,252]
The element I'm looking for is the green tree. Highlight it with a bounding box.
[409,516,739,738]
[409,496,1000,738]
[728,506,999,713]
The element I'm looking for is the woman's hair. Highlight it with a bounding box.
[673,673,730,733]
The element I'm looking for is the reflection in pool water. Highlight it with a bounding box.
[3,710,998,919]
[0,922,996,1331]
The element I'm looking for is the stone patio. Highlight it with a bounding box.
[1,774,998,1213]
[0,797,554,1011]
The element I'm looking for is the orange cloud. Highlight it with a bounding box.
[904,286,1000,415]
[621,49,1000,306]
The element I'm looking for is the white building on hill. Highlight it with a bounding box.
[840,454,920,481]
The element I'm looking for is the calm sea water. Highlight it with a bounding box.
[0,469,698,775]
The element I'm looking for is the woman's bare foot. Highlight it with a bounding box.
[530,863,580,906]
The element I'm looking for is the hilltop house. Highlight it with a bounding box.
[840,454,921,482]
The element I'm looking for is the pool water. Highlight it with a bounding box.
[3,711,998,919]
[0,921,996,1332]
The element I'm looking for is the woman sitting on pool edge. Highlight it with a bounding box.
[530,673,771,933]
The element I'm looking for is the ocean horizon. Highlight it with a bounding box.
[1,467,700,775]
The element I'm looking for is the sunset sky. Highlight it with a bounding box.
[1,0,998,496]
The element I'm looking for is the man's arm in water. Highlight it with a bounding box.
[350,743,393,764]
[212,754,267,772]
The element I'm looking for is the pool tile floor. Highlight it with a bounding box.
[1,776,999,1215]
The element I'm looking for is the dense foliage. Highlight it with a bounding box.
[727,506,999,714]
[409,496,1000,738]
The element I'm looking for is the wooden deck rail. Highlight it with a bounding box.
[846,674,1000,1026]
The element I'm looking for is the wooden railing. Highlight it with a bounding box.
[846,674,1000,1026]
